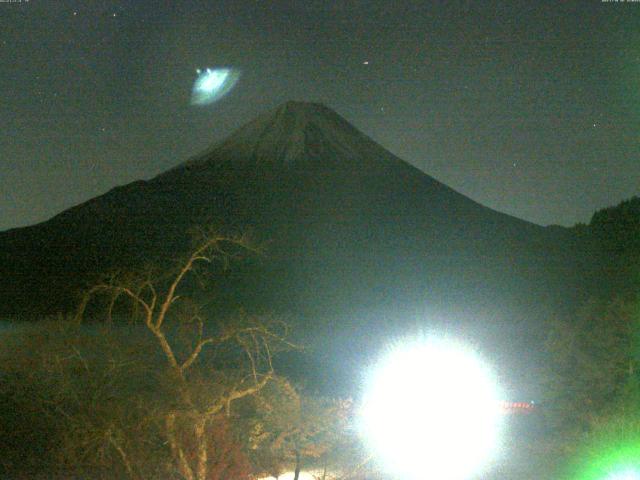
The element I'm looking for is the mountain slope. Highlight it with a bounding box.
[0,101,582,393]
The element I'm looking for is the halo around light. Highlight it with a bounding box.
[569,441,640,480]
[358,337,503,480]
[605,468,640,480]
[190,67,240,106]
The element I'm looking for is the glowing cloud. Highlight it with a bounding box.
[358,337,503,480]
[190,67,239,106]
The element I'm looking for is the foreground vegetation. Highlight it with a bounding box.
[535,197,640,477]
[0,229,364,479]
[0,197,639,479]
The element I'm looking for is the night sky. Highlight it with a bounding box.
[2,0,639,231]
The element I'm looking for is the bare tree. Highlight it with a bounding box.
[76,228,297,480]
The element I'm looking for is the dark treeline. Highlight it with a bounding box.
[533,197,640,477]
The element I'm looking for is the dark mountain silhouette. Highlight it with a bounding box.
[0,101,585,394]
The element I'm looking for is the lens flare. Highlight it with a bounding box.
[190,67,239,106]
[605,468,640,480]
[568,441,640,480]
[358,337,503,480]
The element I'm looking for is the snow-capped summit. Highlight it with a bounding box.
[178,101,402,170]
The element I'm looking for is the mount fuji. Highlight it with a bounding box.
[0,101,583,392]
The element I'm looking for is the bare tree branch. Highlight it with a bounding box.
[180,338,215,373]
[107,431,138,480]
[166,412,195,480]
[71,227,299,480]
[222,371,274,417]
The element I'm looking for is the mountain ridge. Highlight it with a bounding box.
[0,102,572,344]
[0,100,589,394]
[2,101,554,236]
[155,101,547,235]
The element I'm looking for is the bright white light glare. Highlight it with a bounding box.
[606,469,640,480]
[358,337,503,480]
[190,67,240,106]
